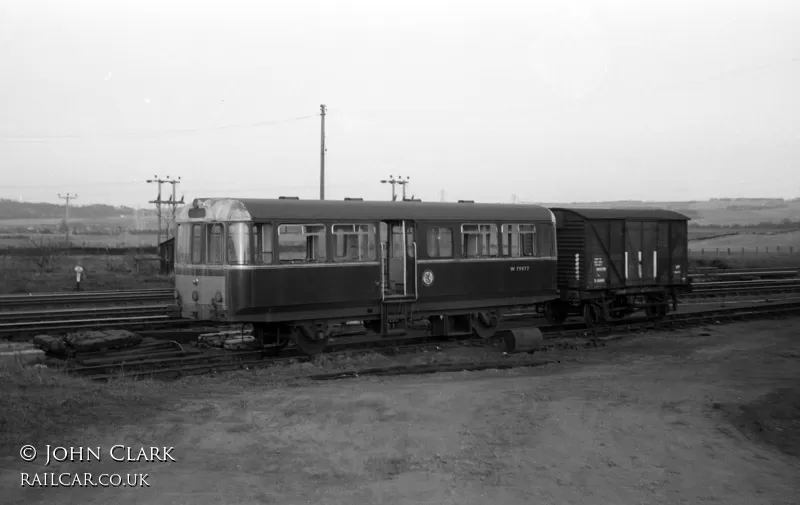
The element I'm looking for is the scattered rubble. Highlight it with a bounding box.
[33,329,143,356]
[196,329,257,350]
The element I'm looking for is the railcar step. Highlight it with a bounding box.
[382,296,417,304]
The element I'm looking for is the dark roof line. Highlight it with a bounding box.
[236,198,554,221]
[550,207,691,221]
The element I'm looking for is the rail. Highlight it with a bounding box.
[0,301,183,337]
[60,300,800,381]
[0,288,174,309]
[688,268,798,282]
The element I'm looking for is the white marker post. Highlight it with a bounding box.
[74,265,84,292]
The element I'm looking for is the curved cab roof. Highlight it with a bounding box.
[176,198,555,223]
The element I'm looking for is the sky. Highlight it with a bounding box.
[1,0,799,209]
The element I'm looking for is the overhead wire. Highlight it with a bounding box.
[0,114,317,142]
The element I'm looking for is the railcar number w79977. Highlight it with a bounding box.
[510,265,530,272]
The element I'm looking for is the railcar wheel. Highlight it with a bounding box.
[471,311,500,339]
[582,303,604,327]
[645,304,667,319]
[293,325,330,355]
[644,295,668,320]
[544,301,568,325]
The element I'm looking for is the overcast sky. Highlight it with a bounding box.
[1,0,798,208]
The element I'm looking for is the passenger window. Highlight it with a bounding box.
[191,224,203,264]
[501,223,535,257]
[461,224,498,258]
[332,224,375,262]
[278,224,326,263]
[226,223,252,265]
[501,224,519,257]
[426,227,453,258]
[253,224,274,264]
[206,223,225,265]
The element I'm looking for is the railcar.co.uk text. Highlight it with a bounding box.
[18,445,177,488]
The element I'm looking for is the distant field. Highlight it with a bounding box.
[689,230,800,250]
[0,233,160,249]
[687,227,796,240]
[0,254,170,294]
[0,216,159,227]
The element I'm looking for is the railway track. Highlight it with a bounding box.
[0,288,174,309]
[3,276,800,339]
[0,288,181,338]
[687,268,798,282]
[686,278,800,298]
[52,299,800,382]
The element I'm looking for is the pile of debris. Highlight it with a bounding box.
[195,329,258,350]
[34,329,144,358]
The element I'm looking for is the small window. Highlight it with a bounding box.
[226,223,252,265]
[391,225,405,258]
[426,227,453,258]
[176,224,192,264]
[536,223,555,257]
[191,224,203,264]
[206,223,225,265]
[520,224,536,257]
[333,224,376,262]
[278,224,326,263]
[254,224,274,264]
[461,224,498,258]
[406,226,415,258]
[502,223,536,257]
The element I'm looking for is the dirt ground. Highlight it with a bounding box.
[1,318,799,504]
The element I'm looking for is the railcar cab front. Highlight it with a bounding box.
[174,218,255,322]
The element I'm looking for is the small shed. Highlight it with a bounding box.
[158,237,175,275]
[550,208,690,292]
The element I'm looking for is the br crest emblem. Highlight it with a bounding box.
[421,269,434,287]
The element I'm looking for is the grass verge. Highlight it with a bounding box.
[713,386,800,458]
[0,357,173,452]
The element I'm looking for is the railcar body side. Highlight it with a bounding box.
[174,197,559,353]
[542,207,691,325]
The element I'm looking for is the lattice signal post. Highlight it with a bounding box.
[381,175,410,201]
[147,176,184,244]
[57,192,77,244]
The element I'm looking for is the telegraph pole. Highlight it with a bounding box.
[380,175,410,201]
[320,104,327,200]
[57,193,77,244]
[147,175,183,244]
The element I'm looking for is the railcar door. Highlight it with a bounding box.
[379,220,417,299]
